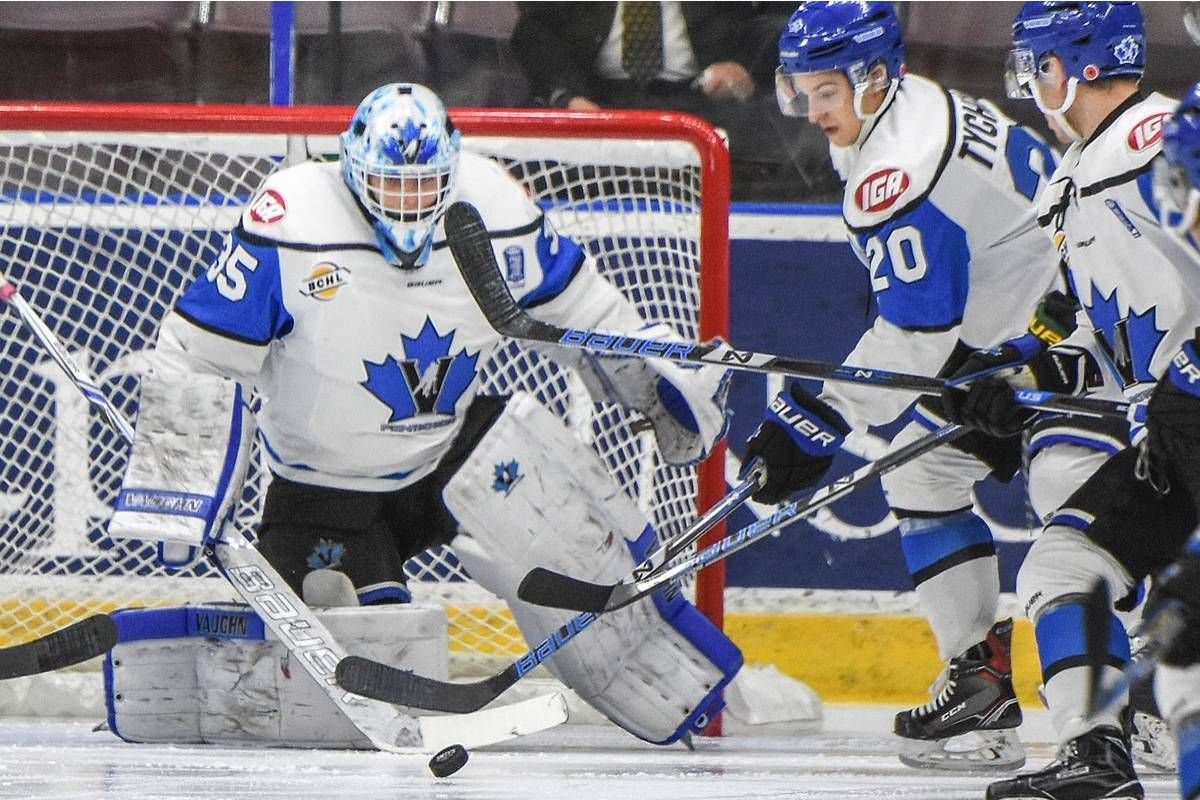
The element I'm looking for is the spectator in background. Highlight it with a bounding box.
[511,1,842,202]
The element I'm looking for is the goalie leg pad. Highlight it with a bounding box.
[108,370,255,560]
[104,603,447,748]
[443,392,742,744]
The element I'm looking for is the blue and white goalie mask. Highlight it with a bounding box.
[340,83,461,268]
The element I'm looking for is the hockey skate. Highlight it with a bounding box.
[894,618,1025,770]
[984,726,1143,799]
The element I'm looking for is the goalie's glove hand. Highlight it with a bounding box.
[744,383,849,504]
[1147,542,1200,667]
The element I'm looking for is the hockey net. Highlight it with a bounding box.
[0,104,731,690]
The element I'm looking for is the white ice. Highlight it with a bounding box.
[0,706,1180,800]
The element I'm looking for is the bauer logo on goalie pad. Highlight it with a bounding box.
[1127,112,1170,153]
[300,263,351,301]
[249,189,287,224]
[855,168,910,213]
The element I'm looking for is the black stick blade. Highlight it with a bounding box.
[517,567,614,614]
[1084,579,1112,718]
[0,614,118,679]
[335,655,512,714]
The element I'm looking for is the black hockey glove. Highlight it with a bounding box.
[1147,543,1200,667]
[1143,330,1200,503]
[743,383,850,505]
[942,290,1093,437]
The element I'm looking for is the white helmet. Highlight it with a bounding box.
[340,83,461,268]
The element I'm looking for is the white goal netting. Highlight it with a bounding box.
[0,106,730,679]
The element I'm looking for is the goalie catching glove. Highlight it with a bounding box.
[548,322,730,465]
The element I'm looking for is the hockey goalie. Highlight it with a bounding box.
[102,82,740,748]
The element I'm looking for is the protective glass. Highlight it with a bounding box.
[1152,156,1200,235]
[774,64,864,118]
[1005,48,1038,99]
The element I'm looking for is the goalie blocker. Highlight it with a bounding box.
[444,392,742,745]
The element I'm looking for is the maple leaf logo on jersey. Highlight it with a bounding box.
[1084,282,1166,386]
[361,317,479,425]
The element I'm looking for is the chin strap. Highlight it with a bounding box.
[1033,77,1083,143]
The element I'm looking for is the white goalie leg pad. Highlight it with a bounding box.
[104,603,448,748]
[549,323,730,465]
[108,370,255,565]
[444,392,742,744]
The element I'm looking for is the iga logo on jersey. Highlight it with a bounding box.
[249,189,287,224]
[855,168,910,213]
[300,263,351,300]
[1127,113,1171,152]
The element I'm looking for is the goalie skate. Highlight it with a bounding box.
[894,618,1026,770]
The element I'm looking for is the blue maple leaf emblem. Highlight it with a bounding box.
[1083,281,1166,385]
[361,317,479,422]
[306,538,346,570]
[493,460,521,493]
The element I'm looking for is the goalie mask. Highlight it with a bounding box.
[1155,82,1200,237]
[340,83,461,269]
[775,1,905,122]
[1007,2,1145,141]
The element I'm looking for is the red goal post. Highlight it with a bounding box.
[0,102,731,684]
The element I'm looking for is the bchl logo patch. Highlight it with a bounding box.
[249,189,287,224]
[855,168,910,213]
[503,245,525,286]
[300,263,351,300]
[1127,112,1171,152]
[492,460,523,495]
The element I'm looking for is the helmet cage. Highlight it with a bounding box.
[775,60,889,119]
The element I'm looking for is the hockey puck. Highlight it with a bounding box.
[428,743,469,777]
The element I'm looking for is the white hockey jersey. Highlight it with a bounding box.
[154,152,667,491]
[1036,92,1200,399]
[820,74,1061,430]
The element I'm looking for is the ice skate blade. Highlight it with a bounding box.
[897,728,1025,772]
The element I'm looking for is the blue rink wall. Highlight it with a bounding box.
[722,205,1043,703]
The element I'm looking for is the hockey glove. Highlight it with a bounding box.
[743,383,849,504]
[1147,540,1200,667]
[1143,332,1200,501]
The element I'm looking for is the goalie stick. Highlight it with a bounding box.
[444,201,1127,421]
[0,269,567,752]
[519,422,969,614]
[1084,579,1189,720]
[334,462,765,713]
[0,614,119,680]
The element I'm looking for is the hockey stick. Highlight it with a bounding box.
[520,422,969,614]
[1084,579,1189,719]
[444,201,1128,421]
[0,614,119,680]
[0,269,567,752]
[334,464,765,713]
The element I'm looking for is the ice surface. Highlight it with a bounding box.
[0,706,1180,800]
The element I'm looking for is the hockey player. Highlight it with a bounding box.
[104,83,741,748]
[1144,81,1200,800]
[751,1,1124,770]
[938,4,1200,798]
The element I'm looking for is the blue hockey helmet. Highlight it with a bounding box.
[1155,82,1200,235]
[340,83,461,268]
[1007,2,1145,100]
[776,2,905,118]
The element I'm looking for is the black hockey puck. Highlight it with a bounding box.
[428,743,469,777]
